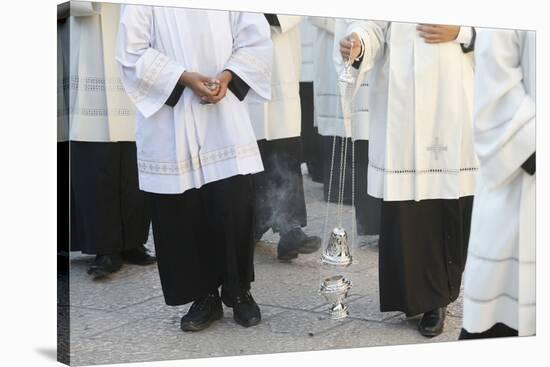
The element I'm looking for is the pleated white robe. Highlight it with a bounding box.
[57,10,69,143]
[65,2,137,142]
[335,21,479,201]
[323,19,374,140]
[312,17,345,137]
[463,29,536,336]
[300,17,315,83]
[116,6,272,194]
[248,15,302,141]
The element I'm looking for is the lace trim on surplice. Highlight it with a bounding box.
[138,143,260,176]
[369,161,478,175]
[126,52,170,103]
[230,49,271,81]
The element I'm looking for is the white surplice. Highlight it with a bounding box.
[463,29,536,336]
[314,18,370,140]
[57,10,69,142]
[64,2,137,142]
[300,17,315,83]
[335,21,479,201]
[248,15,302,141]
[116,6,272,194]
[312,17,345,137]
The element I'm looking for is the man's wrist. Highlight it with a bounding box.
[221,70,234,83]
[179,71,192,87]
[167,72,188,107]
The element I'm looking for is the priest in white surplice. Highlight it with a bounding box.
[116,5,272,331]
[460,29,535,339]
[60,2,155,279]
[248,14,322,261]
[337,22,478,337]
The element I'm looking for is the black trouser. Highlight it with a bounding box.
[58,141,70,257]
[299,81,323,182]
[322,135,352,204]
[253,138,308,236]
[70,141,151,255]
[321,137,381,236]
[149,175,255,306]
[353,140,381,236]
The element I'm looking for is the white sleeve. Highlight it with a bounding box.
[347,20,386,73]
[332,20,386,87]
[115,5,185,118]
[474,29,535,188]
[454,26,473,46]
[225,12,273,102]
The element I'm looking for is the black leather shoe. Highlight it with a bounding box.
[277,227,321,260]
[121,245,156,265]
[180,292,223,332]
[221,289,261,328]
[87,254,122,279]
[418,307,446,337]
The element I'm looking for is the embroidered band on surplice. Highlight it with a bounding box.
[127,52,170,103]
[368,161,478,175]
[137,143,260,175]
[229,49,271,80]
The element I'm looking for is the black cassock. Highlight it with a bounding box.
[70,141,151,255]
[379,197,473,316]
[299,81,323,183]
[321,136,381,236]
[58,141,71,257]
[149,174,255,305]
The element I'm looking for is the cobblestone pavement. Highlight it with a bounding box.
[68,174,464,366]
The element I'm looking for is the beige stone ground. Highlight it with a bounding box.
[67,174,464,366]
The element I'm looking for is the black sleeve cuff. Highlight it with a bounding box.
[460,27,476,54]
[226,70,250,101]
[165,82,185,107]
[352,56,363,69]
[264,14,280,26]
[521,152,536,175]
[351,39,365,69]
